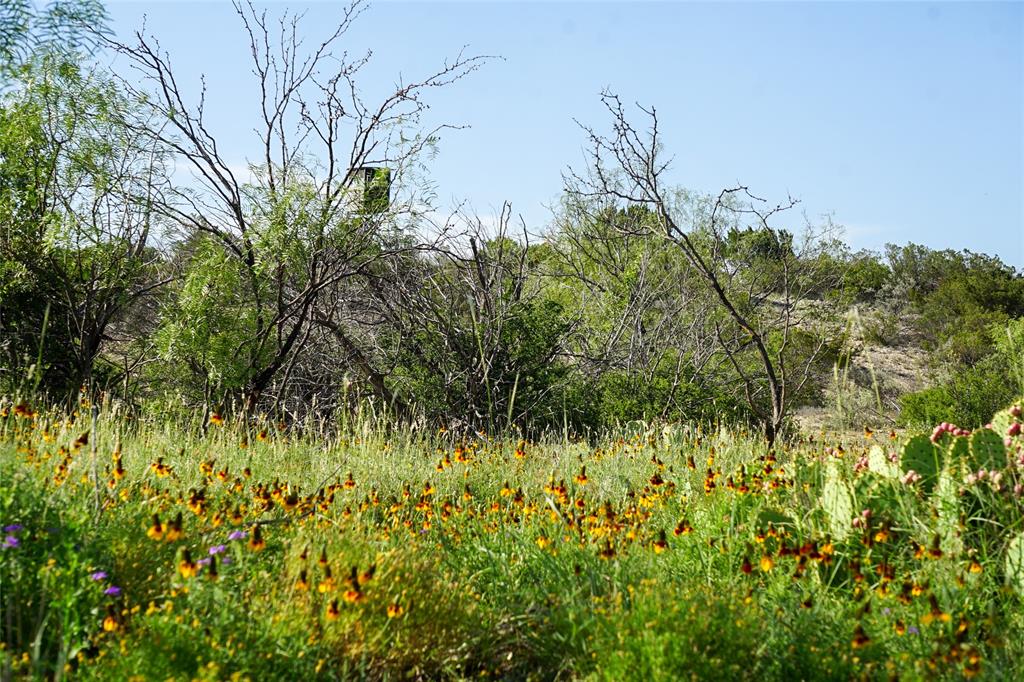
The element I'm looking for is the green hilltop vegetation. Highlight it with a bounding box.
[2,0,1023,679]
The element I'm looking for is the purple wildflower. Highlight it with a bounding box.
[908,625,920,635]
[104,586,122,596]
[2,535,19,549]
[227,530,247,541]
[209,544,227,555]
[3,524,23,533]
[90,571,109,581]
[220,556,232,565]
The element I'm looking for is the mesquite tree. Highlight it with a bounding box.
[0,0,108,72]
[103,0,487,416]
[546,200,728,424]
[358,204,575,432]
[0,58,170,396]
[566,92,841,445]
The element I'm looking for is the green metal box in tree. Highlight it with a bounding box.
[356,166,391,214]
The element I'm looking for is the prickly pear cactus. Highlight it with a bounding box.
[947,435,970,464]
[933,464,963,556]
[867,445,899,479]
[968,428,1006,471]
[991,400,1022,442]
[991,410,1013,440]
[757,508,795,532]
[823,462,855,541]
[1005,532,1024,595]
[858,475,909,528]
[900,435,942,491]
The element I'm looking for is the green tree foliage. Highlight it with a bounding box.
[561,93,850,443]
[391,296,575,432]
[885,243,1024,364]
[0,57,168,396]
[546,195,844,438]
[586,361,748,429]
[151,236,265,405]
[899,317,1024,428]
[0,0,108,72]
[547,204,727,420]
[826,250,891,304]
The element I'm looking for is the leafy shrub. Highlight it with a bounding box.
[994,316,1024,396]
[390,298,575,434]
[586,363,749,431]
[883,244,1024,365]
[898,385,956,428]
[901,323,1019,425]
[837,252,891,304]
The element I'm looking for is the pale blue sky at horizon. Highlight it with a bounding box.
[105,1,1023,267]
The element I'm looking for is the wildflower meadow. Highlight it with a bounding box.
[3,397,1024,680]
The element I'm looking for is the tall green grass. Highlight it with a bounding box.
[2,397,1023,680]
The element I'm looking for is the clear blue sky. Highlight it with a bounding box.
[105,1,1023,267]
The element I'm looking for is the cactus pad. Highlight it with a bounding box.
[900,435,942,491]
[968,428,1007,472]
[823,462,855,541]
